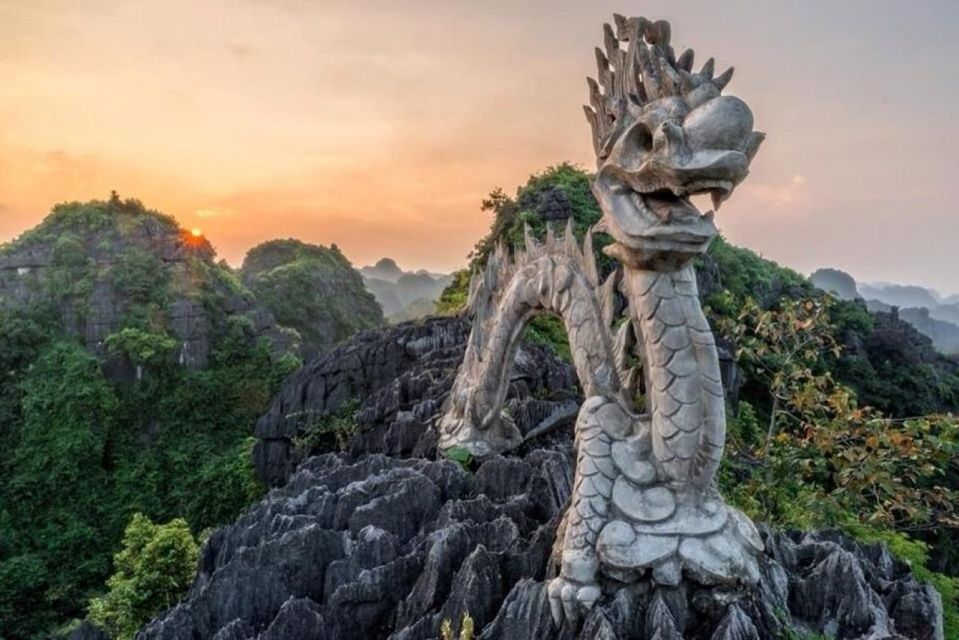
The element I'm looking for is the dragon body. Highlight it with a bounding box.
[437,14,766,627]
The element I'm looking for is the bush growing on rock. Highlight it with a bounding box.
[88,514,199,640]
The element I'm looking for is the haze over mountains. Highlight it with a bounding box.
[359,258,453,323]
[811,267,959,355]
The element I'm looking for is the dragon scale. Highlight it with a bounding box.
[624,264,725,492]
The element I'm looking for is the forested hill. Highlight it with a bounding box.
[0,194,298,374]
[0,197,373,638]
[240,239,384,360]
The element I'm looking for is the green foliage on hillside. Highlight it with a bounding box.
[1,342,118,637]
[292,399,360,456]
[88,514,199,640]
[0,199,298,639]
[695,236,811,311]
[718,296,959,633]
[436,269,470,315]
[106,328,178,369]
[700,237,959,419]
[241,239,384,354]
[470,163,606,266]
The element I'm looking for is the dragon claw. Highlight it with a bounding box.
[547,576,601,628]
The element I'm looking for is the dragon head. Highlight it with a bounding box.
[586,16,764,269]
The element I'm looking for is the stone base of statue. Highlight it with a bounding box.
[546,396,763,624]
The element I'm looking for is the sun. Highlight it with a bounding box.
[183,227,207,248]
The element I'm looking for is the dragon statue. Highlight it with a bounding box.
[437,15,766,627]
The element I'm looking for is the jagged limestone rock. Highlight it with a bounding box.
[137,440,945,639]
[436,14,768,623]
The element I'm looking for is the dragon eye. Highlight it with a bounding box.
[624,121,653,151]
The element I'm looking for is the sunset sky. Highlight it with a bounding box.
[1,0,957,293]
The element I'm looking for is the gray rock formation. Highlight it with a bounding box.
[141,311,943,639]
[67,621,110,640]
[140,433,944,639]
[253,316,579,487]
[811,268,861,301]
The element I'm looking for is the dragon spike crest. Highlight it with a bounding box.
[585,15,764,266]
[585,14,736,162]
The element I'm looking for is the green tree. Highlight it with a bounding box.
[718,296,840,458]
[721,298,959,535]
[88,514,199,640]
[105,327,178,371]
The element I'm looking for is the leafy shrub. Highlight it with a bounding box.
[291,400,360,455]
[524,315,572,362]
[105,328,178,369]
[716,294,959,632]
[436,269,471,314]
[111,248,168,307]
[88,514,199,640]
[444,446,475,473]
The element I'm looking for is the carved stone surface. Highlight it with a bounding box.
[437,226,628,457]
[436,13,770,627]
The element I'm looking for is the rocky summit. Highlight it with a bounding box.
[139,317,944,640]
[0,196,293,375]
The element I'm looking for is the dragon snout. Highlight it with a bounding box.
[684,95,755,153]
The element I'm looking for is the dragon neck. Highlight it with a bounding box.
[469,254,620,425]
[439,250,622,453]
[623,262,726,495]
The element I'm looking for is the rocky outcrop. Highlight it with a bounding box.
[147,314,946,640]
[254,316,580,487]
[141,442,944,639]
[810,268,861,301]
[67,621,110,640]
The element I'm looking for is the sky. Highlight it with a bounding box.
[1,0,957,294]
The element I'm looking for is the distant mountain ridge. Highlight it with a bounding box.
[359,258,453,322]
[810,267,959,355]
